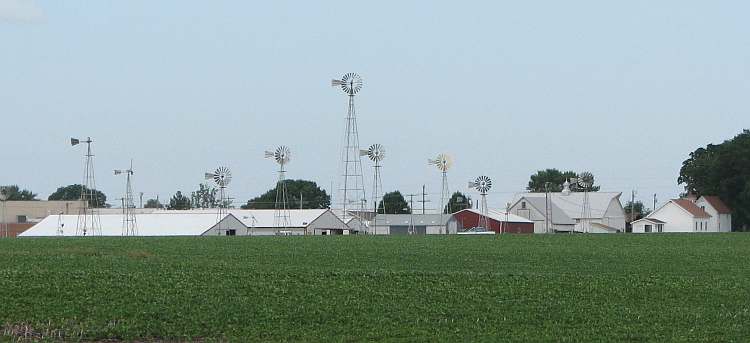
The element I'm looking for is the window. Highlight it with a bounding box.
[645,224,652,233]
[225,229,236,236]
[657,224,664,233]
[17,215,27,223]
[521,201,526,209]
[695,222,698,231]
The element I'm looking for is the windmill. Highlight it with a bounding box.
[468,176,492,231]
[265,146,291,232]
[429,153,453,234]
[70,137,101,236]
[114,161,137,236]
[361,144,385,234]
[205,166,232,234]
[574,172,594,233]
[331,73,367,226]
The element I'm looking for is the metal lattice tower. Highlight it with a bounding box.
[331,73,367,224]
[71,137,101,236]
[429,153,453,234]
[574,172,594,233]
[205,166,232,234]
[469,176,492,230]
[361,144,385,234]
[114,161,137,236]
[265,146,291,232]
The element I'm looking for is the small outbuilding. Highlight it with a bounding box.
[449,208,534,234]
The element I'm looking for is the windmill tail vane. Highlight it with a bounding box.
[360,149,370,157]
[264,151,275,158]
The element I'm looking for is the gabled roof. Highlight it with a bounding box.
[373,213,451,226]
[672,199,711,218]
[19,213,241,237]
[630,217,666,225]
[699,196,731,214]
[457,208,534,224]
[227,209,329,228]
[512,197,576,225]
[514,192,622,220]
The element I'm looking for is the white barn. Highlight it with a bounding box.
[509,191,626,233]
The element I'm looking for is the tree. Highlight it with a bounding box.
[48,184,108,208]
[144,199,164,209]
[0,185,38,201]
[444,191,471,214]
[377,191,410,214]
[168,191,191,210]
[527,169,600,192]
[241,180,330,209]
[191,183,218,209]
[624,200,650,222]
[679,130,750,231]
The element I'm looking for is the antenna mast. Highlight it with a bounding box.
[114,160,137,236]
[331,73,367,225]
[265,146,292,233]
[70,137,101,236]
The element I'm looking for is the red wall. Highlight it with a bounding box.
[452,210,534,234]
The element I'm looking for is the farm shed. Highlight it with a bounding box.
[449,208,534,234]
[226,209,347,235]
[19,212,245,237]
[371,213,452,235]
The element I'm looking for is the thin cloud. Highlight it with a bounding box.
[0,0,45,23]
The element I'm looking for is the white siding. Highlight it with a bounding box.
[649,202,695,233]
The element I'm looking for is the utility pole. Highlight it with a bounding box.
[418,185,431,215]
[139,192,144,208]
[653,193,657,212]
[544,182,551,234]
[300,190,303,210]
[631,190,637,222]
[406,193,417,234]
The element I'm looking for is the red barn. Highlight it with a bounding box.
[450,208,534,234]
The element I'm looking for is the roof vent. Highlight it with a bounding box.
[562,180,572,195]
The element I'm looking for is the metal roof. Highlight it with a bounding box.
[372,213,450,226]
[456,208,534,224]
[177,209,331,228]
[514,192,622,220]
[517,197,576,225]
[19,212,240,237]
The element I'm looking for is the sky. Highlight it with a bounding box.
[1,0,748,211]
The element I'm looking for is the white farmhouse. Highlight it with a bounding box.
[631,199,711,233]
[509,191,626,233]
[694,196,732,232]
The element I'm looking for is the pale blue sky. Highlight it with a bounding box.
[1,1,748,210]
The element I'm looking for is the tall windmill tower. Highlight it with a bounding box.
[114,161,137,236]
[361,144,385,234]
[429,153,453,234]
[265,146,291,232]
[573,172,594,233]
[468,175,492,231]
[70,137,101,236]
[331,73,367,224]
[205,166,232,234]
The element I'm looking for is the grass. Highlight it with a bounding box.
[1,234,749,342]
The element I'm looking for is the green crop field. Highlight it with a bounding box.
[1,234,749,342]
